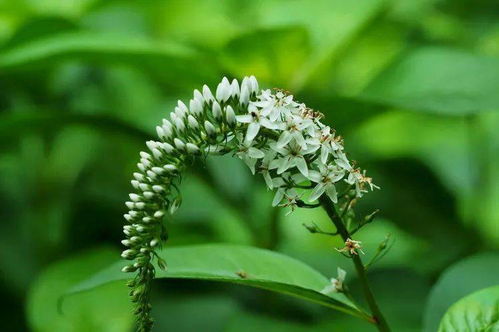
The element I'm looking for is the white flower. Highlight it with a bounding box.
[278,189,301,215]
[253,90,298,122]
[276,115,314,149]
[307,164,345,202]
[321,268,346,294]
[346,168,379,197]
[236,141,265,174]
[335,151,352,171]
[257,150,277,189]
[270,141,319,177]
[236,105,280,143]
[313,126,343,163]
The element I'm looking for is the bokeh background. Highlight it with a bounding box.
[1,0,498,331]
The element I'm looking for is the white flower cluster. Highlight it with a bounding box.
[121,75,376,332]
[234,87,377,214]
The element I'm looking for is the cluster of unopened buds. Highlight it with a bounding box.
[121,75,377,331]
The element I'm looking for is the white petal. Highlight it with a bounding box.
[309,183,326,201]
[245,122,260,143]
[321,145,329,164]
[325,184,338,203]
[277,131,293,148]
[260,117,279,130]
[293,132,307,149]
[277,157,292,174]
[236,114,253,123]
[272,188,285,207]
[247,147,265,159]
[294,156,309,177]
[263,172,274,189]
[243,156,258,174]
[307,170,322,183]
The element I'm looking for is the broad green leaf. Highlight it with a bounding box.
[360,47,499,114]
[68,244,366,320]
[0,32,216,85]
[438,286,499,332]
[423,252,499,332]
[27,247,133,332]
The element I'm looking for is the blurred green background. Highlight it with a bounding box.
[1,0,498,331]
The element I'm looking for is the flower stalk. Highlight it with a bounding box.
[319,196,391,332]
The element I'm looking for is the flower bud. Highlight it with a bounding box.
[142,216,152,223]
[176,100,188,116]
[140,158,151,168]
[146,140,158,151]
[151,167,164,175]
[150,239,159,247]
[143,191,154,199]
[121,249,137,259]
[249,75,259,93]
[137,163,146,172]
[152,185,164,192]
[187,115,199,129]
[240,84,249,105]
[123,225,133,235]
[174,138,185,150]
[122,265,137,273]
[193,89,204,103]
[161,142,174,153]
[212,101,222,119]
[225,105,236,126]
[202,84,214,102]
[216,77,231,102]
[121,239,132,246]
[189,98,203,115]
[139,183,150,191]
[125,202,135,209]
[164,164,177,172]
[204,120,216,137]
[230,79,240,97]
[140,151,151,159]
[156,126,165,139]
[146,170,156,179]
[174,118,185,132]
[154,210,165,218]
[151,148,162,160]
[186,143,200,154]
[129,193,141,202]
[133,172,145,181]
[124,213,133,222]
[135,202,146,209]
[131,180,140,189]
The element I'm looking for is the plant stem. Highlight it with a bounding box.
[319,196,391,332]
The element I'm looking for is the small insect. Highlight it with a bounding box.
[236,270,248,279]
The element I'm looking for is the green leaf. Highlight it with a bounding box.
[360,47,499,114]
[438,285,499,332]
[68,244,367,320]
[423,252,499,332]
[0,32,216,85]
[27,247,133,332]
